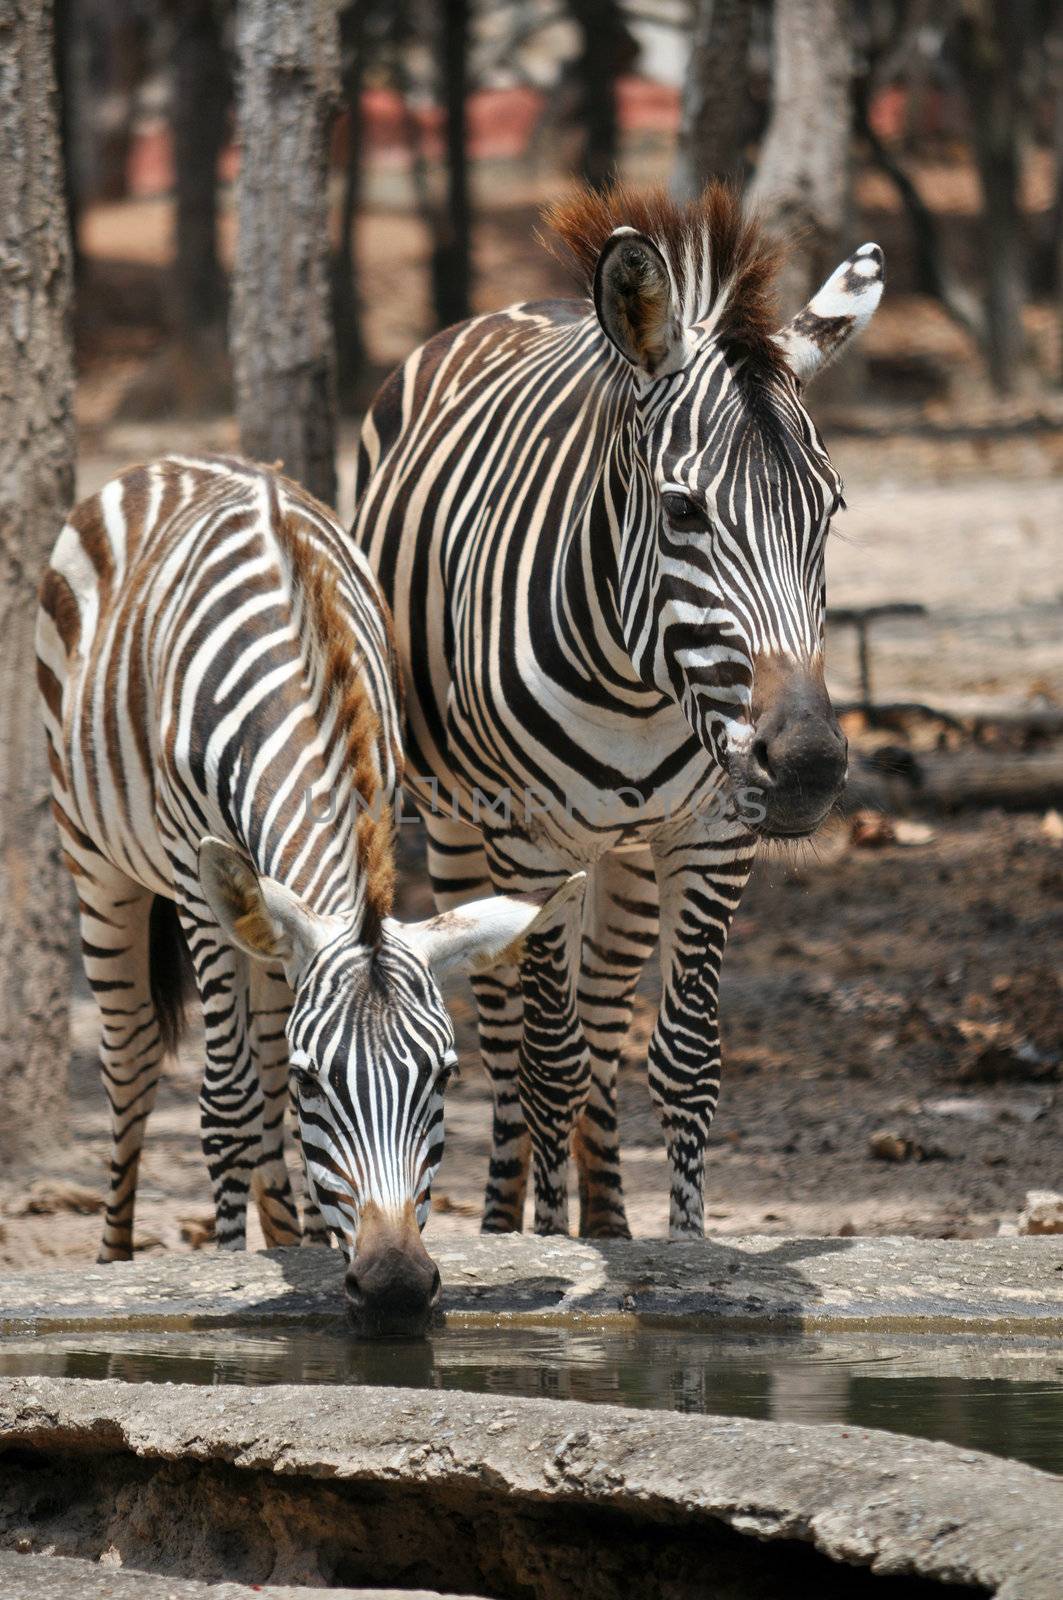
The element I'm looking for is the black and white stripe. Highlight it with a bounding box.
[352,191,883,1238]
[38,453,567,1297]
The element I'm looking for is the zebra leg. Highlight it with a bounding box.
[648,824,754,1237]
[424,811,529,1233]
[78,868,167,1263]
[287,1080,332,1245]
[574,849,659,1239]
[250,970,330,1249]
[248,963,301,1247]
[516,909,588,1236]
[470,965,526,1230]
[475,841,588,1237]
[178,909,263,1250]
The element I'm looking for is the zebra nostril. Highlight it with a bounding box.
[429,1265,442,1306]
[750,735,775,786]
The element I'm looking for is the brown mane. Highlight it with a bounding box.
[279,513,395,936]
[540,181,785,376]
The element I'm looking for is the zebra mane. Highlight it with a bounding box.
[279,516,395,937]
[540,182,785,376]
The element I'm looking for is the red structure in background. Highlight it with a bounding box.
[125,78,682,200]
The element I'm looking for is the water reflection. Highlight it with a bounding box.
[1,1326,1060,1476]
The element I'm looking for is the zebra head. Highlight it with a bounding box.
[590,209,884,837]
[200,837,585,1336]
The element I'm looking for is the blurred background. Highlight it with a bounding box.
[2,0,1060,1263]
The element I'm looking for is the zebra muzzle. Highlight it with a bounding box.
[734,656,849,838]
[345,1198,441,1339]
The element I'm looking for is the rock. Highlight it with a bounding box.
[1019,1190,1063,1235]
[1042,808,1063,845]
[923,1092,1051,1125]
[893,819,935,845]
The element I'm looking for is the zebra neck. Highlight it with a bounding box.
[549,418,660,705]
[220,763,375,930]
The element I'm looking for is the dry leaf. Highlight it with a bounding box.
[850,810,896,849]
[869,1129,910,1162]
[431,1194,479,1217]
[11,1180,105,1217]
[178,1214,215,1249]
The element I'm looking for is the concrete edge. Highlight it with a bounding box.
[2,1235,1062,1337]
[0,1552,482,1600]
[1,1376,1061,1598]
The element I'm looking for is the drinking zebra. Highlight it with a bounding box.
[37,453,581,1334]
[351,185,884,1239]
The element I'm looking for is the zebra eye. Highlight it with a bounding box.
[438,1052,460,1090]
[661,491,702,528]
[291,1063,319,1096]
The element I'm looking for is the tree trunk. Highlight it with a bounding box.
[430,0,472,328]
[747,0,853,316]
[673,0,754,199]
[231,0,340,505]
[52,0,81,281]
[171,0,229,338]
[1053,30,1063,385]
[0,0,76,1167]
[332,0,367,410]
[954,0,1032,395]
[853,68,983,345]
[568,0,634,192]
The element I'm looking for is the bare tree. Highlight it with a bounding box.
[748,0,854,314]
[171,0,230,341]
[954,0,1034,394]
[568,0,636,191]
[1049,13,1063,384]
[853,56,983,345]
[673,0,754,198]
[0,0,76,1166]
[333,0,369,408]
[431,0,473,327]
[231,0,340,504]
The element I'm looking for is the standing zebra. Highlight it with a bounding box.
[37,454,580,1334]
[352,185,884,1239]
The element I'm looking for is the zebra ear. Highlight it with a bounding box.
[198,837,339,980]
[774,243,885,384]
[397,872,587,981]
[594,228,690,379]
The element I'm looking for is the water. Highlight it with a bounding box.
[2,1325,1061,1476]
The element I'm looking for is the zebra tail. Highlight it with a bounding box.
[149,895,196,1057]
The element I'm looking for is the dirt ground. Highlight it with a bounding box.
[3,807,1059,1269]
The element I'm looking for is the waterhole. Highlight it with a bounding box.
[2,1324,1060,1474]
